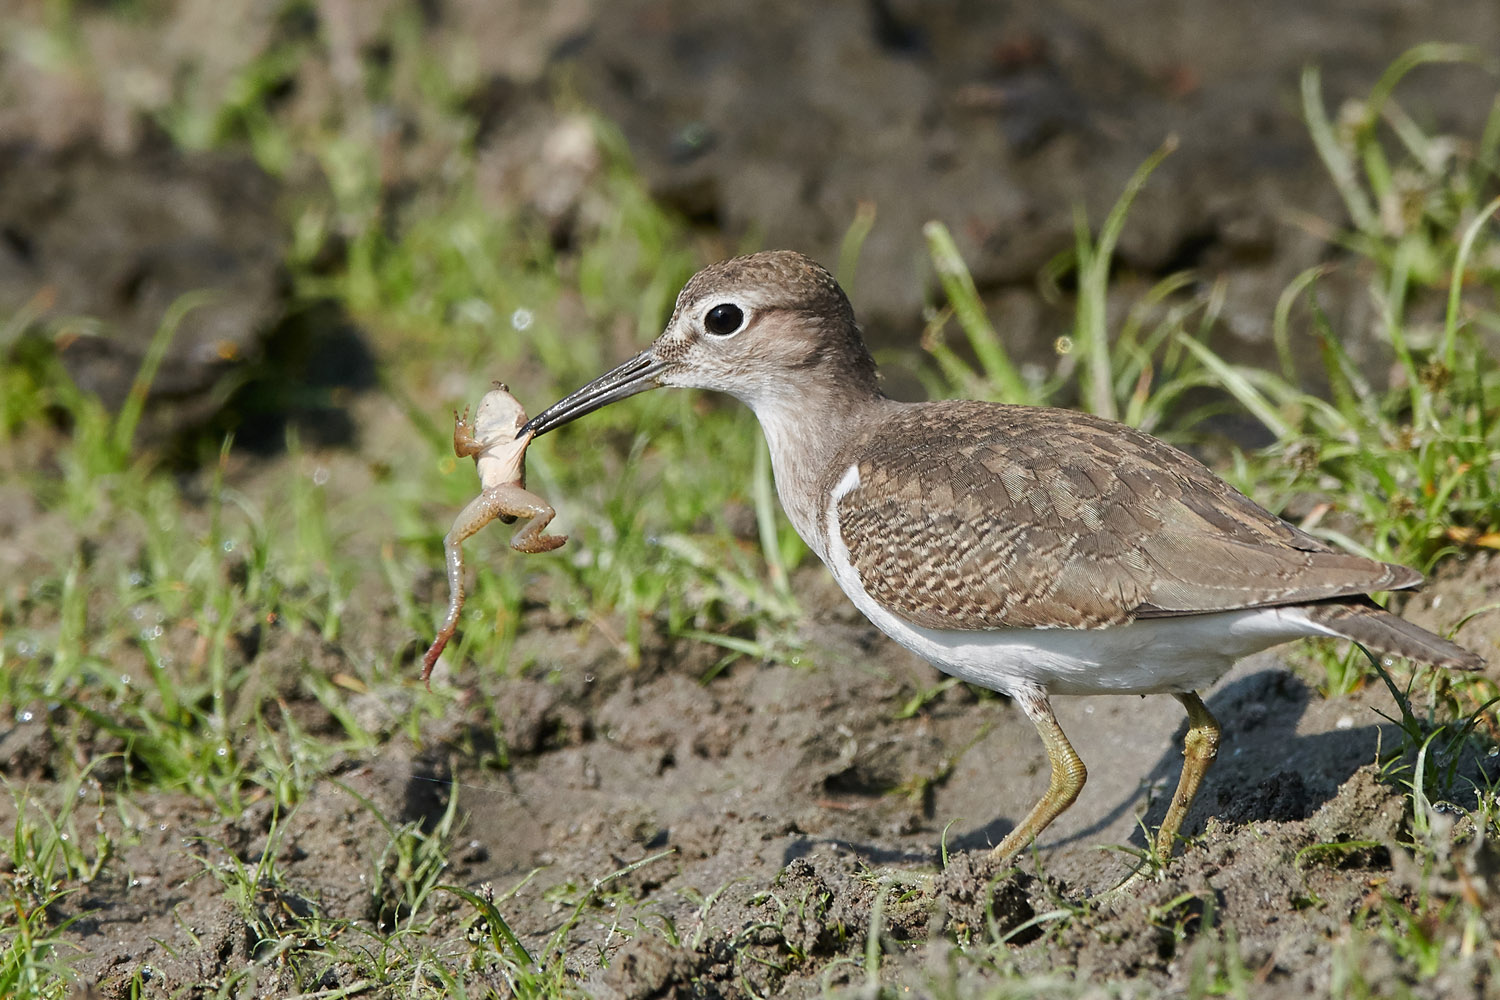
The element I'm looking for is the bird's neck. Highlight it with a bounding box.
[742,376,896,559]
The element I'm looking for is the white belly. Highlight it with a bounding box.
[820,465,1342,698]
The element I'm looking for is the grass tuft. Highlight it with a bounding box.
[922,45,1500,697]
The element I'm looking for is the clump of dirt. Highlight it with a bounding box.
[595,848,1043,999]
[5,529,1488,999]
[0,143,285,437]
[132,607,1500,998]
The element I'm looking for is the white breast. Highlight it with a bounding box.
[821,464,1341,698]
[472,391,527,489]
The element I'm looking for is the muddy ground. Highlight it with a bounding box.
[4,1,1500,998]
[8,537,1498,997]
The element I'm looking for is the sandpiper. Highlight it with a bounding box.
[521,250,1483,862]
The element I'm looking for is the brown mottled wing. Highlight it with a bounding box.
[833,401,1420,630]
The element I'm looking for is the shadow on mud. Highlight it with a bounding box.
[948,668,1399,857]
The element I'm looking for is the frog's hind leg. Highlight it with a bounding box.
[420,490,509,682]
[506,488,567,554]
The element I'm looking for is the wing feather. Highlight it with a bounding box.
[832,401,1418,631]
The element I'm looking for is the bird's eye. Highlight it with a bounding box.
[703,303,745,337]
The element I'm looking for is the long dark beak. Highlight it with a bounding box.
[520,349,670,438]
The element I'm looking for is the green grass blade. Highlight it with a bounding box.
[439,884,536,969]
[1273,265,1332,382]
[1444,194,1500,369]
[1175,335,1294,439]
[110,291,213,461]
[1365,43,1495,122]
[923,220,1030,403]
[1302,66,1377,234]
[1076,134,1178,420]
[753,438,793,604]
[837,200,878,294]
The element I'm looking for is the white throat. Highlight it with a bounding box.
[743,387,886,560]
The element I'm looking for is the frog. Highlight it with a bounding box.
[420,383,566,682]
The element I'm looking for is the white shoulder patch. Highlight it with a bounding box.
[830,464,861,504]
[824,463,864,583]
[826,463,861,549]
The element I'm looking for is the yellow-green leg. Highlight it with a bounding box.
[991,688,1088,861]
[1154,692,1221,858]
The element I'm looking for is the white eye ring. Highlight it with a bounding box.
[702,302,747,337]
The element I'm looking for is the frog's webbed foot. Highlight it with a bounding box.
[420,629,453,684]
[512,523,568,554]
[503,489,567,554]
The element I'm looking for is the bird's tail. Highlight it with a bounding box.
[1306,602,1484,670]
